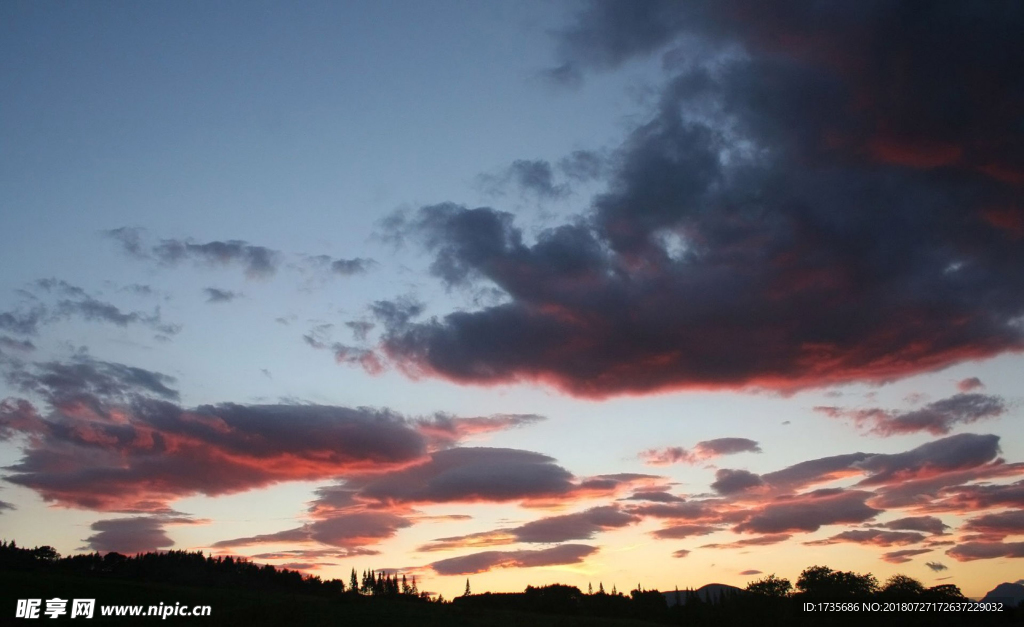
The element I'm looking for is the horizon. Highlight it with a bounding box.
[2,0,1022,602]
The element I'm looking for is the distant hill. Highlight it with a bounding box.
[982,581,1024,606]
[662,583,746,606]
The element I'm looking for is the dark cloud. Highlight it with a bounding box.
[427,544,597,575]
[739,569,762,576]
[855,434,1002,486]
[924,480,1024,512]
[734,489,881,534]
[946,541,1024,562]
[641,437,761,465]
[0,306,46,336]
[367,1,1024,398]
[0,357,542,511]
[962,510,1024,538]
[419,506,639,551]
[672,549,690,558]
[711,469,764,495]
[701,534,791,549]
[106,228,281,279]
[414,413,546,448]
[925,561,948,572]
[804,529,926,547]
[485,160,570,200]
[250,548,379,560]
[818,393,1006,436]
[105,227,147,258]
[879,516,949,535]
[345,448,576,506]
[203,288,241,304]
[622,491,684,503]
[558,150,608,183]
[882,549,932,564]
[759,453,871,491]
[214,512,412,549]
[8,279,179,337]
[345,321,376,342]
[304,254,375,277]
[154,239,278,279]
[0,336,35,353]
[84,516,198,554]
[331,258,374,276]
[652,524,720,540]
[0,500,14,512]
[626,500,724,522]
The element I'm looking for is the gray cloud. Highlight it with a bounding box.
[427,544,598,575]
[818,393,1007,436]
[879,516,949,535]
[734,489,881,534]
[641,437,761,465]
[947,541,1024,562]
[368,1,1024,398]
[84,516,198,554]
[203,288,241,303]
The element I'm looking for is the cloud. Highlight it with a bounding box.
[364,2,1024,398]
[214,512,412,549]
[740,569,762,576]
[0,357,543,511]
[7,279,180,338]
[961,510,1024,538]
[817,393,1006,436]
[84,516,199,554]
[622,491,684,503]
[711,469,764,495]
[925,561,948,572]
[946,541,1024,562]
[0,307,45,336]
[922,480,1024,512]
[154,239,278,279]
[734,489,881,534]
[881,549,932,564]
[203,288,241,304]
[855,434,1003,486]
[0,336,35,353]
[427,544,597,575]
[106,228,280,279]
[957,377,984,392]
[304,254,376,277]
[331,258,374,276]
[640,437,761,465]
[419,505,640,551]
[653,524,720,540]
[481,160,570,200]
[343,448,576,506]
[879,516,949,535]
[414,413,546,448]
[672,549,690,558]
[804,529,926,547]
[0,500,14,513]
[701,534,791,549]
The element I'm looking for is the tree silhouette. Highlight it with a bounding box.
[797,565,878,597]
[746,573,792,597]
[464,578,471,596]
[881,574,925,598]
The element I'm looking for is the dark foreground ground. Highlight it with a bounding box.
[1,570,665,627]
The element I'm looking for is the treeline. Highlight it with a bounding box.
[454,566,1019,626]
[3,540,1020,626]
[0,540,425,602]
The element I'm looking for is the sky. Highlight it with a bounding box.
[2,0,1023,600]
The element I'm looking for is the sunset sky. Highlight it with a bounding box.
[2,1,1023,600]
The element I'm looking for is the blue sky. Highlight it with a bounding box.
[2,1,1023,599]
